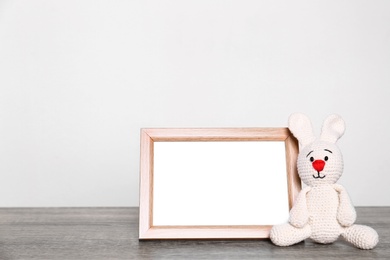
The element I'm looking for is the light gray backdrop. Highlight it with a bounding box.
[0,0,389,206]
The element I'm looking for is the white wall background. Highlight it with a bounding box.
[0,0,389,207]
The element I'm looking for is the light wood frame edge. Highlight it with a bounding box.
[139,128,301,240]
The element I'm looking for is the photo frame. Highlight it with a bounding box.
[139,128,300,239]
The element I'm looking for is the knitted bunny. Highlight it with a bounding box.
[270,113,378,249]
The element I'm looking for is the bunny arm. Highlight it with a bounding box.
[333,184,357,227]
[288,186,312,228]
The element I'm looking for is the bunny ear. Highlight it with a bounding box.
[320,114,345,143]
[288,113,316,147]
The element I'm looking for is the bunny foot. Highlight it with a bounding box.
[342,224,379,249]
[270,223,311,247]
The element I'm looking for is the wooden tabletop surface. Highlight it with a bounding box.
[0,207,388,259]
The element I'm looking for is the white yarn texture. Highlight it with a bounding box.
[270,113,379,250]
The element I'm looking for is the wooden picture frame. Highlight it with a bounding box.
[139,128,300,239]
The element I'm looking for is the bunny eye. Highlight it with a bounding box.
[310,157,314,162]
[324,156,329,161]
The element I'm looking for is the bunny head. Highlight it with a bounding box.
[289,113,346,187]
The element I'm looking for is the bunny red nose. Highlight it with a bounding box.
[312,160,325,172]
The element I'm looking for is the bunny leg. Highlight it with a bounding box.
[270,223,311,246]
[342,224,379,249]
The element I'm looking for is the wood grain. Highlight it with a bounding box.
[139,129,153,239]
[142,128,290,141]
[285,133,301,209]
[0,207,388,259]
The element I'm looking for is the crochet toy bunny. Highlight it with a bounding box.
[270,113,378,249]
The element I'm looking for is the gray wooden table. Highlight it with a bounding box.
[0,207,388,259]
